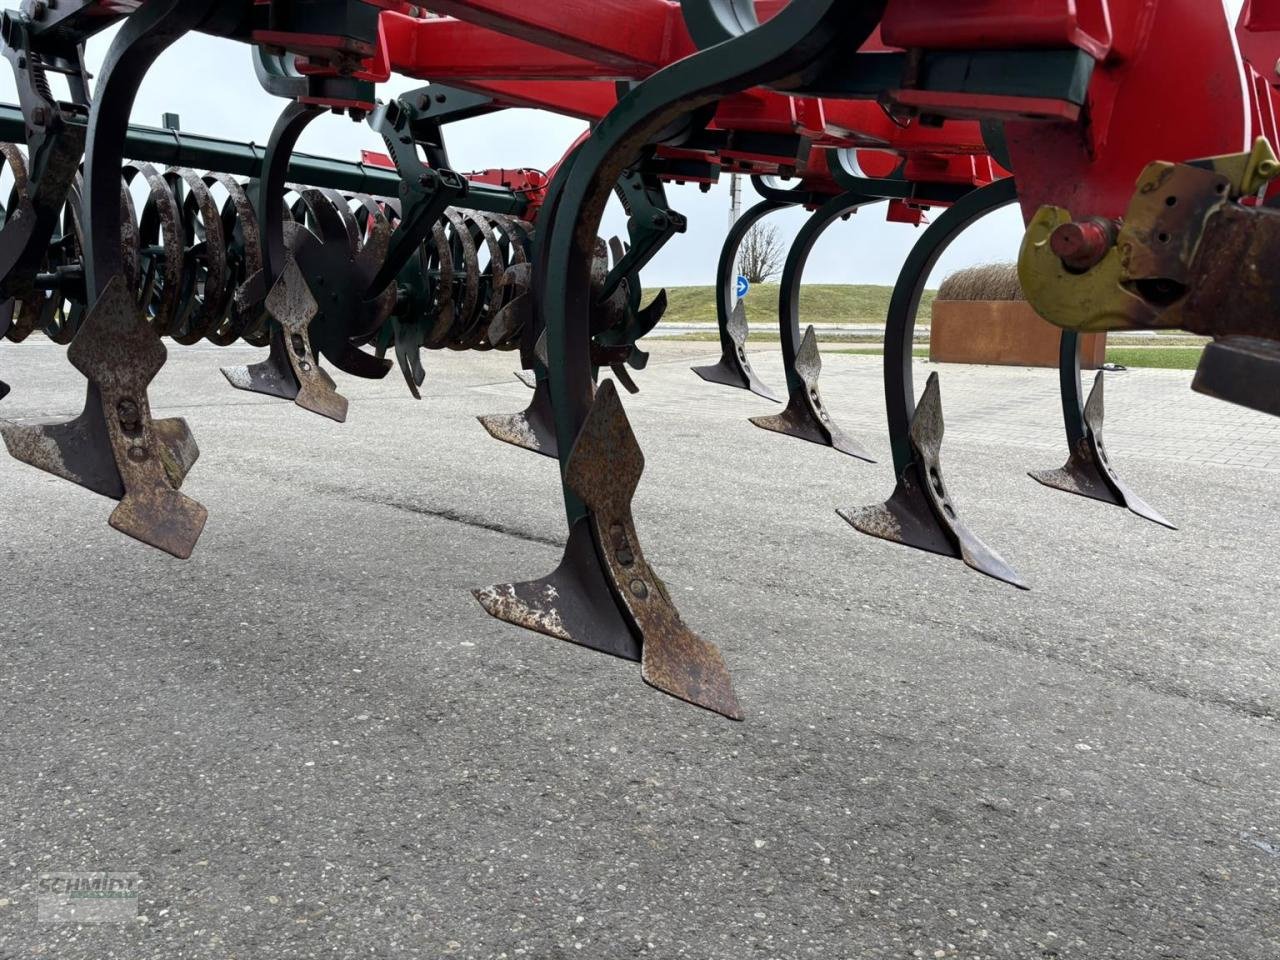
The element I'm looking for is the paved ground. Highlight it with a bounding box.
[1,337,1278,959]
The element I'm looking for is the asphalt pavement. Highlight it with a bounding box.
[1,337,1277,959]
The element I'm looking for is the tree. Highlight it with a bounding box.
[738,222,785,285]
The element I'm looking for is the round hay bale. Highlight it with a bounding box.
[936,262,1024,302]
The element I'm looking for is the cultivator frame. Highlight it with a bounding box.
[1,0,1278,719]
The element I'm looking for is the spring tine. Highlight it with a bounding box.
[750,192,876,458]
[692,298,778,400]
[691,197,783,401]
[840,179,1025,587]
[1,0,227,558]
[750,325,875,461]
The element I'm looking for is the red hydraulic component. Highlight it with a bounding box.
[465,167,551,219]
[361,150,550,219]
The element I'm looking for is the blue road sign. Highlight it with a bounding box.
[735,275,750,299]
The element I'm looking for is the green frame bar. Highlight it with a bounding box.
[0,103,527,216]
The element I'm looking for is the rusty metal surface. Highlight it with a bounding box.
[457,210,505,350]
[487,259,531,348]
[441,209,480,348]
[474,517,643,661]
[841,373,1026,590]
[124,162,184,337]
[167,167,230,345]
[422,219,456,348]
[564,380,742,720]
[263,245,348,423]
[477,380,742,719]
[221,232,348,422]
[214,172,267,346]
[477,373,558,459]
[749,325,874,462]
[6,274,207,557]
[0,142,46,343]
[1175,203,1280,341]
[1029,372,1175,528]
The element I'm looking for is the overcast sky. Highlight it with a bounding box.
[0,0,1248,291]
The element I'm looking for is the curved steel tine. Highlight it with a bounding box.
[1029,332,1175,528]
[475,381,742,719]
[691,197,783,400]
[220,102,354,416]
[748,191,875,458]
[610,363,640,394]
[840,178,1026,588]
[1,0,217,558]
[483,0,886,718]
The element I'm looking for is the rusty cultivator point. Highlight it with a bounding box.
[1,0,1278,719]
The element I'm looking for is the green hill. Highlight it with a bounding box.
[658,283,936,325]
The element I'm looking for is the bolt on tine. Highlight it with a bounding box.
[841,178,1026,589]
[2,0,220,559]
[1030,335,1175,528]
[840,372,1027,588]
[478,0,889,719]
[692,197,784,401]
[220,101,350,420]
[751,324,876,461]
[475,381,743,720]
[747,191,878,459]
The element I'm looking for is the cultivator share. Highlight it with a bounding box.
[1,0,1277,719]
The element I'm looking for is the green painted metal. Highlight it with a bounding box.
[0,102,526,216]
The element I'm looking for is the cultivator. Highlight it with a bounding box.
[2,0,1278,720]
